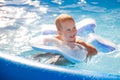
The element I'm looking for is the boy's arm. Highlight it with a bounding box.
[43,35,61,47]
[77,40,97,57]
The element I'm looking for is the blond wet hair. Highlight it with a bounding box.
[55,14,75,31]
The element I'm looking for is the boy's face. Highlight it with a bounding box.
[58,20,77,42]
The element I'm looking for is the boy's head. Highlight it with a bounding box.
[55,14,77,42]
[55,14,75,31]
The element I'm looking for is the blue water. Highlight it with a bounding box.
[0,0,120,74]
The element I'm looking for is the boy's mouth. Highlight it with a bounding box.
[70,35,75,38]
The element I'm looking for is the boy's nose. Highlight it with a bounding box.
[72,29,77,34]
[71,29,76,32]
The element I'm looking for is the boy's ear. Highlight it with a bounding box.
[57,30,61,35]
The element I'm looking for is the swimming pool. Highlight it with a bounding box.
[0,0,120,79]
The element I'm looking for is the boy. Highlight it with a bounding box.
[34,14,97,64]
[54,14,97,57]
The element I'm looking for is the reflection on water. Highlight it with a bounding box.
[0,0,120,74]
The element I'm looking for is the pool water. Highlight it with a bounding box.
[0,0,120,75]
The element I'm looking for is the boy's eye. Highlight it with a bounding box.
[73,27,76,29]
[67,29,71,31]
[66,27,76,32]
